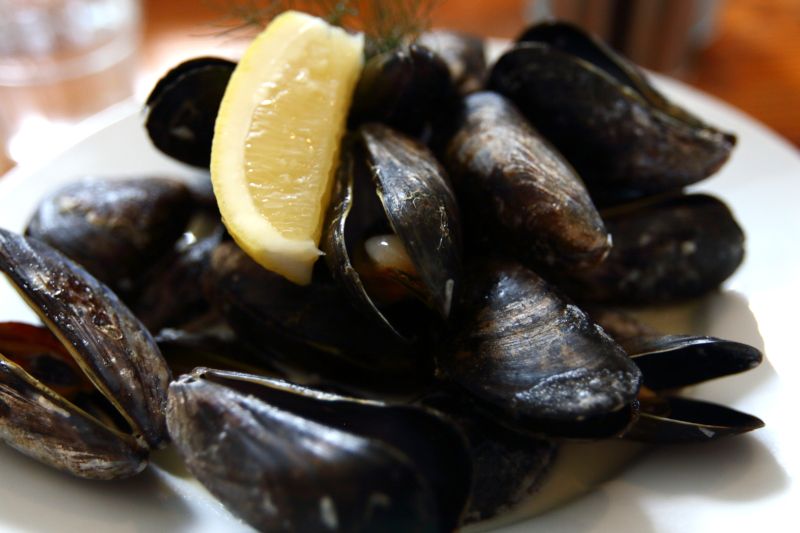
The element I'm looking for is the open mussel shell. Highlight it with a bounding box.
[587,308,765,443]
[559,194,745,304]
[416,30,486,95]
[25,177,195,297]
[439,260,641,438]
[206,241,430,388]
[322,124,462,336]
[443,91,610,271]
[145,57,236,167]
[167,368,471,532]
[360,123,462,319]
[0,229,171,477]
[488,22,735,205]
[623,339,765,443]
[0,356,148,479]
[348,44,456,138]
[625,396,764,443]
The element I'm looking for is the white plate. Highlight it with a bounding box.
[0,76,798,533]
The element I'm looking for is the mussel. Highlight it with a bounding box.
[443,91,610,271]
[323,123,462,337]
[591,308,764,442]
[557,194,745,304]
[0,229,170,478]
[167,368,472,532]
[438,259,642,438]
[145,57,236,167]
[25,177,195,298]
[348,44,456,139]
[205,241,430,389]
[488,22,736,205]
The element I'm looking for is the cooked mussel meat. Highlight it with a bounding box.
[167,368,472,532]
[145,57,236,167]
[0,229,170,478]
[489,22,736,205]
[443,91,610,271]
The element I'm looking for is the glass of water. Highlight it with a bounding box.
[0,0,141,171]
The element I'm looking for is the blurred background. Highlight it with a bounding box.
[0,0,798,175]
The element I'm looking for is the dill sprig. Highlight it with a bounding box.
[205,0,441,55]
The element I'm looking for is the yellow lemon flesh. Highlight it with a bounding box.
[211,11,364,285]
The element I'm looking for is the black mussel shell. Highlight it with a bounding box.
[145,57,235,167]
[155,325,285,378]
[360,123,462,319]
[420,390,557,523]
[0,229,171,449]
[443,91,610,271]
[0,356,147,479]
[132,226,223,333]
[25,177,194,297]
[0,230,171,477]
[205,241,430,388]
[627,335,762,391]
[439,260,641,438]
[348,44,457,138]
[417,30,486,95]
[323,124,462,337]
[489,23,736,205]
[624,396,764,443]
[167,368,471,532]
[560,194,745,304]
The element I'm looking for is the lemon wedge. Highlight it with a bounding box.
[211,11,364,285]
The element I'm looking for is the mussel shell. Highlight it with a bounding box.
[489,27,735,205]
[131,227,223,332]
[420,389,557,523]
[322,140,407,338]
[167,369,471,532]
[416,30,486,95]
[145,57,235,167]
[439,260,641,437]
[624,396,764,443]
[348,44,456,138]
[360,123,462,319]
[628,335,762,391]
[25,177,194,296]
[206,242,429,386]
[443,91,610,271]
[560,194,745,304]
[0,229,171,449]
[0,356,146,479]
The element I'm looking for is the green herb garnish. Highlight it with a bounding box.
[205,0,441,55]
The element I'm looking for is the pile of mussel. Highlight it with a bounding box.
[0,20,764,532]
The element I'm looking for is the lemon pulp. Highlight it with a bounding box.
[211,11,364,285]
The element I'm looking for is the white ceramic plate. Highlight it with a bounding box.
[0,75,798,533]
